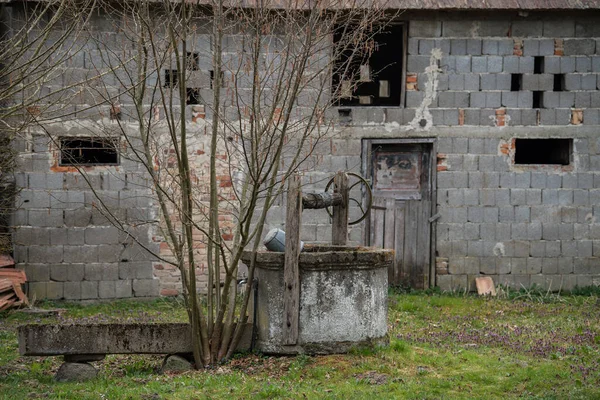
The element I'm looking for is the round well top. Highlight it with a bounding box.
[241,244,394,270]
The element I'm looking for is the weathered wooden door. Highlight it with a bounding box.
[363,139,435,289]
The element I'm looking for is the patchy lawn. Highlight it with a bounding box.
[0,290,599,399]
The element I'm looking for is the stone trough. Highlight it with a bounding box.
[19,323,195,356]
[18,323,252,380]
[243,244,393,355]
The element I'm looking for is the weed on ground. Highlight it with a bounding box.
[0,293,598,399]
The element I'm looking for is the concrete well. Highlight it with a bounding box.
[242,245,393,355]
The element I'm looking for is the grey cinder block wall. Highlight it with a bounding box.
[410,15,599,292]
[13,130,160,300]
[314,12,599,292]
[10,7,600,298]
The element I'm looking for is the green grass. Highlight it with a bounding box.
[1,293,599,399]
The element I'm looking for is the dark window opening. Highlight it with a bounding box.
[60,138,119,166]
[186,52,199,70]
[332,24,404,107]
[514,138,571,165]
[164,69,178,87]
[511,74,522,91]
[186,88,201,105]
[553,74,564,91]
[534,56,544,74]
[532,91,542,108]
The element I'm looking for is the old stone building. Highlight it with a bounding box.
[7,0,600,299]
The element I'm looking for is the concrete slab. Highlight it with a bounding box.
[19,323,251,356]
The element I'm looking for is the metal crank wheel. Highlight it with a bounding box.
[324,172,372,225]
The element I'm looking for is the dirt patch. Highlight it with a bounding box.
[228,354,292,378]
[354,371,388,385]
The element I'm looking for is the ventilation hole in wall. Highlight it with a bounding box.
[511,74,522,91]
[164,69,178,87]
[59,137,119,166]
[554,74,564,91]
[186,88,201,105]
[534,56,544,74]
[514,138,572,165]
[533,91,542,108]
[338,108,352,125]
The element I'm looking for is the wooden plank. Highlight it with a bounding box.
[332,172,349,245]
[383,199,396,250]
[0,292,14,301]
[12,282,29,305]
[393,201,406,286]
[383,198,396,283]
[0,300,15,311]
[0,269,27,283]
[0,255,15,268]
[283,174,302,345]
[429,141,438,289]
[403,201,418,287]
[416,200,431,289]
[0,292,15,309]
[361,140,371,246]
[0,279,13,293]
[0,298,17,311]
[371,197,385,248]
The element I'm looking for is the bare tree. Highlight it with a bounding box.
[31,0,390,366]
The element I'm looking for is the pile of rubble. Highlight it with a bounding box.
[0,255,28,310]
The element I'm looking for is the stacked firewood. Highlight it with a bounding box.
[0,255,28,310]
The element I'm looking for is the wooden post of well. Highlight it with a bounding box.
[283,173,302,345]
[332,171,348,245]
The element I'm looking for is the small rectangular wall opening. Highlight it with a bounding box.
[338,108,352,124]
[534,56,544,74]
[514,138,572,165]
[60,138,119,166]
[511,74,522,91]
[164,69,178,87]
[553,74,564,91]
[532,91,542,108]
[186,88,201,105]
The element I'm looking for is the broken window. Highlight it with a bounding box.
[332,24,405,107]
[59,138,119,166]
[514,138,571,165]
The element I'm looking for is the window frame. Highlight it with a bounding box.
[58,137,120,167]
